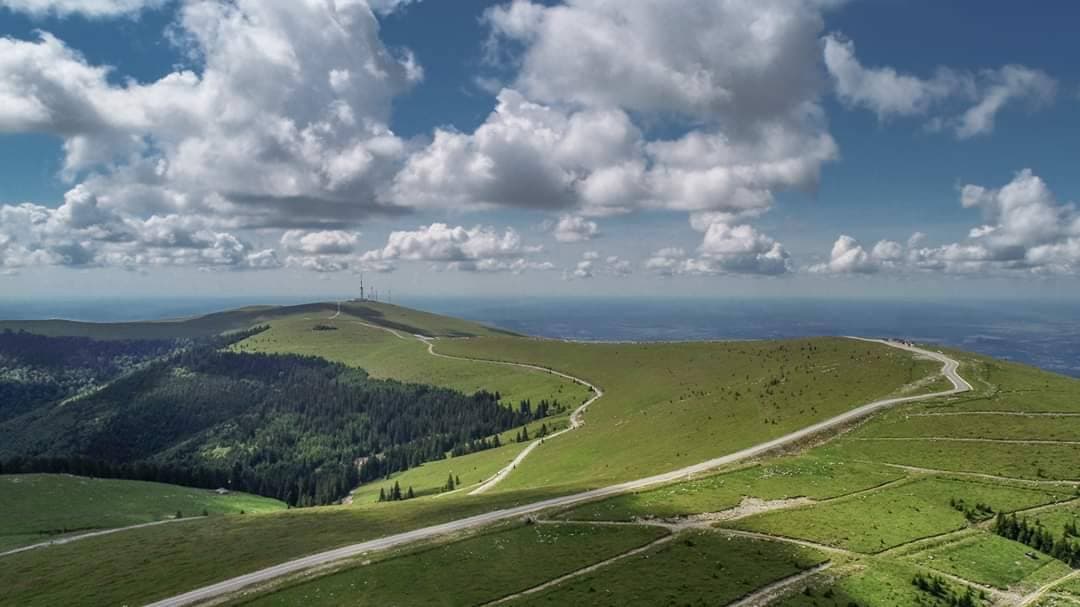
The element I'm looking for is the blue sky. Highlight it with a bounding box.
[1,0,1078,300]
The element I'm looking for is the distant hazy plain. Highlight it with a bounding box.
[1,296,1077,378]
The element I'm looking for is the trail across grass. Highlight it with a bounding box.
[906,533,1071,590]
[0,474,283,552]
[232,523,668,607]
[561,455,904,522]
[234,314,586,408]
[0,487,575,607]
[508,531,827,606]
[348,437,537,504]
[730,477,1069,553]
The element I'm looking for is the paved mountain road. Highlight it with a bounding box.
[146,338,971,607]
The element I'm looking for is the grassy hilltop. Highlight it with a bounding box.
[4,300,1080,606]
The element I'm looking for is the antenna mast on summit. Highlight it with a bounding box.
[360,274,365,301]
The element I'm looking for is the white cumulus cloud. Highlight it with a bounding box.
[0,0,166,18]
[0,0,421,234]
[564,250,630,280]
[398,0,840,235]
[280,230,361,255]
[647,220,791,277]
[360,223,551,274]
[815,170,1080,276]
[550,215,599,243]
[823,34,1056,138]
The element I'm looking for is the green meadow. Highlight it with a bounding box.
[0,487,574,607]
[822,439,1080,481]
[510,531,827,607]
[775,560,979,607]
[561,455,904,522]
[234,523,668,607]
[906,533,1070,590]
[233,312,586,408]
[0,474,283,552]
[349,417,571,505]
[437,336,940,491]
[856,413,1080,441]
[731,477,1069,553]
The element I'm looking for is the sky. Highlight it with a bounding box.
[1,0,1079,300]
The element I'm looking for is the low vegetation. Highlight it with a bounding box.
[0,474,283,552]
[777,560,979,607]
[822,439,1080,481]
[233,523,668,607]
[0,487,574,607]
[437,336,939,491]
[511,531,827,606]
[730,478,1068,553]
[232,310,584,408]
[562,455,904,521]
[907,533,1070,590]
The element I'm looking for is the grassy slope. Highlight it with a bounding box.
[561,454,904,521]
[511,531,826,606]
[857,413,1080,441]
[232,312,586,407]
[775,560,971,607]
[821,353,1080,481]
[1017,501,1080,539]
[335,301,518,338]
[349,439,531,504]
[0,487,574,607]
[436,336,940,491]
[234,523,668,607]
[0,474,283,552]
[731,477,1069,553]
[1059,575,1080,598]
[906,533,1071,590]
[348,417,570,504]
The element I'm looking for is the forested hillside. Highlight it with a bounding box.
[0,330,179,422]
[0,346,542,506]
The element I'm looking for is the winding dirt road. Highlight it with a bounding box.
[0,517,201,560]
[145,338,970,607]
[348,321,603,494]
[413,336,602,495]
